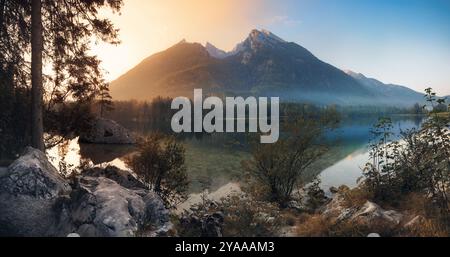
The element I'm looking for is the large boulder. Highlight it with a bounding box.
[82,166,144,190]
[351,201,403,226]
[0,147,72,236]
[0,148,172,237]
[79,118,136,144]
[68,176,171,237]
[321,191,403,232]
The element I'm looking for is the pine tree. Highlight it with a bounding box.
[0,0,123,151]
[31,0,44,150]
[98,82,113,117]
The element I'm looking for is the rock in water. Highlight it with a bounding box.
[0,147,72,236]
[79,118,136,144]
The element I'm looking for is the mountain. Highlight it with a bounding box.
[205,42,231,59]
[345,70,425,106]
[110,39,218,99]
[110,29,423,106]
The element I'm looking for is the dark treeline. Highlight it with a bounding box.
[99,97,175,134]
[0,70,30,162]
[335,103,426,118]
[100,98,339,134]
[0,0,123,161]
[101,98,427,134]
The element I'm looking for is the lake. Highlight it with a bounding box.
[46,115,424,209]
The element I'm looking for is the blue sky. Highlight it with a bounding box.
[262,0,450,95]
[96,0,450,95]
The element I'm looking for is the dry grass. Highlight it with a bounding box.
[295,214,331,237]
[339,185,373,208]
[400,219,448,237]
[294,189,449,237]
[397,193,429,214]
[280,210,298,227]
[295,214,398,237]
[395,193,449,237]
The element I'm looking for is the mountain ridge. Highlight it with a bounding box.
[344,70,425,106]
[110,29,424,106]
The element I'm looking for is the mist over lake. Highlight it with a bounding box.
[47,114,424,206]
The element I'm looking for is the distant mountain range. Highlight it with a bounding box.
[110,29,425,106]
[344,70,425,106]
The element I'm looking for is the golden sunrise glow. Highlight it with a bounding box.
[91,0,277,81]
[88,0,450,95]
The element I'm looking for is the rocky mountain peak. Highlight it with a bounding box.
[227,29,287,57]
[205,42,229,59]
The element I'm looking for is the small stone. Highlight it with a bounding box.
[329,186,339,194]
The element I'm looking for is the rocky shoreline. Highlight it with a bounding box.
[0,147,171,237]
[291,185,433,237]
[0,147,438,237]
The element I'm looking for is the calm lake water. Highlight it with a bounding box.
[46,115,423,209]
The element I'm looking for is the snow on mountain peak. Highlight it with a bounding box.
[231,29,286,55]
[255,29,286,43]
[344,70,367,80]
[203,29,287,59]
[205,42,230,59]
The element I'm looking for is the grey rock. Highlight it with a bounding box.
[351,201,403,225]
[70,176,171,237]
[143,191,171,227]
[201,212,224,237]
[83,166,144,190]
[0,147,72,237]
[321,193,353,222]
[76,224,98,237]
[367,233,381,237]
[79,118,136,144]
[329,186,339,194]
[321,193,403,228]
[0,148,171,237]
[287,200,312,213]
[67,233,81,237]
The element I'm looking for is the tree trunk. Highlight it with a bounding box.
[31,0,44,151]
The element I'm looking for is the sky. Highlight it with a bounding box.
[92,0,450,95]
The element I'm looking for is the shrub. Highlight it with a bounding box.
[126,133,189,207]
[362,88,449,229]
[242,116,336,207]
[177,194,282,237]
